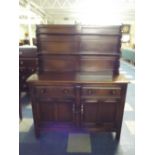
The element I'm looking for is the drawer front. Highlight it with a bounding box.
[19,59,37,68]
[82,86,121,98]
[35,86,75,100]
[81,98,118,124]
[19,68,36,74]
[19,49,37,58]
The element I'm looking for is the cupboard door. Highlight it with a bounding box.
[38,100,75,123]
[81,100,99,124]
[98,99,118,122]
[81,99,118,128]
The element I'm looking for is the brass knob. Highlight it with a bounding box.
[87,89,93,95]
[111,90,116,95]
[63,89,69,94]
[114,90,117,95]
[72,104,75,112]
[81,104,84,114]
[41,89,46,94]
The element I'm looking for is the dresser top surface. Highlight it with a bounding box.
[27,73,129,85]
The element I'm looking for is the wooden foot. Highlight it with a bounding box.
[116,131,121,141]
[35,129,40,138]
[19,105,22,120]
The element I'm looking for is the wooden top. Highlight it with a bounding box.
[36,25,121,35]
[27,73,129,85]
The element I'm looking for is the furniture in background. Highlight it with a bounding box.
[19,46,38,119]
[19,38,37,46]
[27,25,128,140]
[121,48,135,65]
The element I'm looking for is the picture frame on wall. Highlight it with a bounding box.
[121,24,131,43]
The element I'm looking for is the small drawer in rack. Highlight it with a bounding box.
[35,86,75,100]
[19,59,37,68]
[82,86,121,97]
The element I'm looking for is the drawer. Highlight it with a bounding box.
[19,59,37,68]
[20,68,36,74]
[82,86,121,97]
[35,86,75,100]
[19,47,37,58]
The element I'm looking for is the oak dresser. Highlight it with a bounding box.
[27,25,128,140]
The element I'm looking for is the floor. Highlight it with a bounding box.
[19,60,135,155]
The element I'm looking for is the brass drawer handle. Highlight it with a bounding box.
[111,90,117,95]
[87,89,93,95]
[104,99,119,103]
[63,89,69,94]
[81,104,84,114]
[72,104,75,112]
[41,89,46,94]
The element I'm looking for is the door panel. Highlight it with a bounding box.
[82,99,118,126]
[39,101,74,123]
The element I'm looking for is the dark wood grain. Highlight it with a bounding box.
[27,25,128,141]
